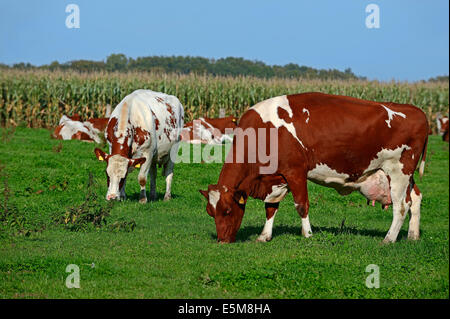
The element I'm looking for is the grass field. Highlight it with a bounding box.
[0,127,448,299]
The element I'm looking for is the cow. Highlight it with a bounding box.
[94,89,184,203]
[200,92,428,244]
[52,115,104,143]
[181,116,238,144]
[436,115,449,142]
[52,106,110,143]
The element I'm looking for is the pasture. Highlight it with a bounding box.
[0,127,448,299]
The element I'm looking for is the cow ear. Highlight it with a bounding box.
[233,190,247,205]
[130,157,146,168]
[199,190,208,199]
[94,148,107,162]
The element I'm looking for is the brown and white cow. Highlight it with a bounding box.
[200,92,428,244]
[52,111,110,143]
[436,115,449,142]
[94,89,184,202]
[52,115,104,143]
[181,116,238,144]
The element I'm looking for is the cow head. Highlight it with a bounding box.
[94,148,146,201]
[199,184,248,243]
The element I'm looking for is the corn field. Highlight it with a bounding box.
[0,69,448,131]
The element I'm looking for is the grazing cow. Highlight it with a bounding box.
[436,115,449,142]
[200,92,428,244]
[181,116,238,144]
[94,89,184,203]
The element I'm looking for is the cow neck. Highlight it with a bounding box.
[107,117,132,158]
[217,162,258,194]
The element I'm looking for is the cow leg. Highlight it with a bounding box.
[163,159,174,201]
[408,184,422,240]
[119,179,127,201]
[257,203,279,242]
[137,156,152,204]
[383,171,412,243]
[149,160,157,201]
[285,174,312,238]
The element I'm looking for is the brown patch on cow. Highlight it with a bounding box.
[265,202,279,219]
[277,106,293,124]
[139,177,147,187]
[69,114,82,121]
[72,131,94,142]
[87,118,109,131]
[413,184,421,196]
[106,117,131,157]
[53,125,63,139]
[165,103,174,115]
[134,127,149,145]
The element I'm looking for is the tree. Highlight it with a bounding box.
[106,54,128,72]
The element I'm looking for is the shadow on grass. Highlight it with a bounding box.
[218,224,409,242]
[127,191,182,202]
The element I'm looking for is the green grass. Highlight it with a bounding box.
[0,127,448,299]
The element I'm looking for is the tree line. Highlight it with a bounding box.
[1,54,363,80]
[1,54,447,82]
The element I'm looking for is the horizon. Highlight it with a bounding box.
[1,1,448,82]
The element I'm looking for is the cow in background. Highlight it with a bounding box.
[436,115,449,142]
[181,116,238,144]
[52,105,111,142]
[94,89,184,203]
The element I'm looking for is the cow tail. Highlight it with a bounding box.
[418,136,428,178]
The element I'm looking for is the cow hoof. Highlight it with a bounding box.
[407,232,420,241]
[149,194,157,201]
[139,198,147,204]
[382,237,395,244]
[256,235,272,242]
[301,229,313,238]
[163,194,171,201]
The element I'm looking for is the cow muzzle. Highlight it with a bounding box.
[106,193,119,201]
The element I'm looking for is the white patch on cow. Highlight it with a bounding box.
[303,108,310,123]
[58,116,101,143]
[300,213,312,238]
[257,210,277,242]
[264,184,288,203]
[436,117,442,133]
[252,95,306,149]
[105,154,129,199]
[380,104,406,128]
[408,189,422,240]
[363,144,411,174]
[209,190,220,209]
[307,163,350,185]
[412,154,414,160]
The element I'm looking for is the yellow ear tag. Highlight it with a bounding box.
[232,119,236,122]
[239,196,245,204]
[99,156,104,161]
[135,163,141,168]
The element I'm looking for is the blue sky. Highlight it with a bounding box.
[0,0,448,81]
